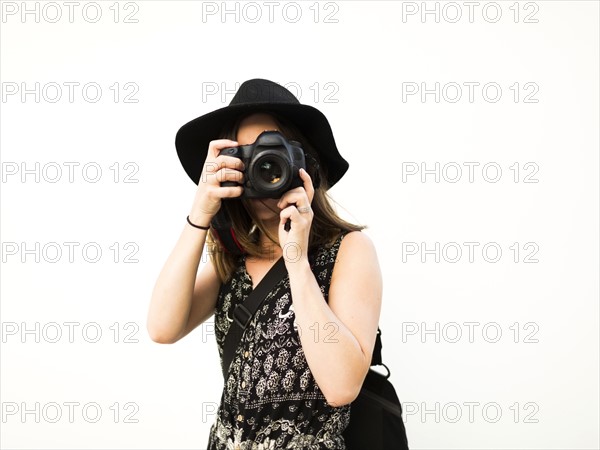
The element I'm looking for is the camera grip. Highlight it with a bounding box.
[220,181,240,187]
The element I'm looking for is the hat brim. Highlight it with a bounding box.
[175,102,348,188]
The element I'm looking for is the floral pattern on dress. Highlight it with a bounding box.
[207,231,352,450]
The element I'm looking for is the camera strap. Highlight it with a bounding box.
[210,206,245,256]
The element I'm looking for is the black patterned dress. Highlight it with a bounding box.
[207,231,351,450]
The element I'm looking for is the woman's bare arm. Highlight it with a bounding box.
[146,138,244,344]
[147,222,221,344]
[287,231,383,406]
[276,169,382,406]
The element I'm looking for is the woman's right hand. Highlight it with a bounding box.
[189,139,245,226]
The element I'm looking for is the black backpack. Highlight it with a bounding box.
[343,327,410,450]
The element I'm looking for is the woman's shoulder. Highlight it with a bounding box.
[330,231,380,287]
[338,229,373,247]
[311,230,373,264]
[335,230,376,261]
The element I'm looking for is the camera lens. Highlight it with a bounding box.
[250,152,291,197]
[258,160,283,185]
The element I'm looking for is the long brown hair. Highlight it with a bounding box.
[207,110,365,282]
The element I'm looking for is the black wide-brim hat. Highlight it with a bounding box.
[175,78,349,189]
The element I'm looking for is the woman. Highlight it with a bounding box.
[147,79,382,449]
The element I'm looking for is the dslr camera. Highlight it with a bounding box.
[220,130,306,199]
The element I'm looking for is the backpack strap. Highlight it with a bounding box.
[371,327,383,366]
[371,326,392,379]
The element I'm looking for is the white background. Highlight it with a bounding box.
[1,1,598,449]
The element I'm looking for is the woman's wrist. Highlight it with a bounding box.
[186,215,211,230]
[188,210,213,229]
[284,254,311,277]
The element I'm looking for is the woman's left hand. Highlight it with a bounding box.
[277,168,315,265]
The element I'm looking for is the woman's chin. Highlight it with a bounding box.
[255,211,280,223]
[248,199,281,223]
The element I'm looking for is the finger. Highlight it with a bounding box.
[214,185,244,199]
[214,168,244,184]
[279,205,301,227]
[208,139,239,159]
[213,155,246,170]
[277,191,309,211]
[281,204,311,225]
[299,168,315,203]
[204,158,245,177]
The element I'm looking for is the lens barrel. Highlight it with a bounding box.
[250,152,291,196]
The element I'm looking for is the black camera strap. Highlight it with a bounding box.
[210,206,245,256]
[221,256,287,379]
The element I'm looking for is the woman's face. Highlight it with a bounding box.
[236,112,282,223]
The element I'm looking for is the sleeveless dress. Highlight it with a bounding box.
[207,231,352,450]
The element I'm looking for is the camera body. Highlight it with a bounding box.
[220,130,306,199]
